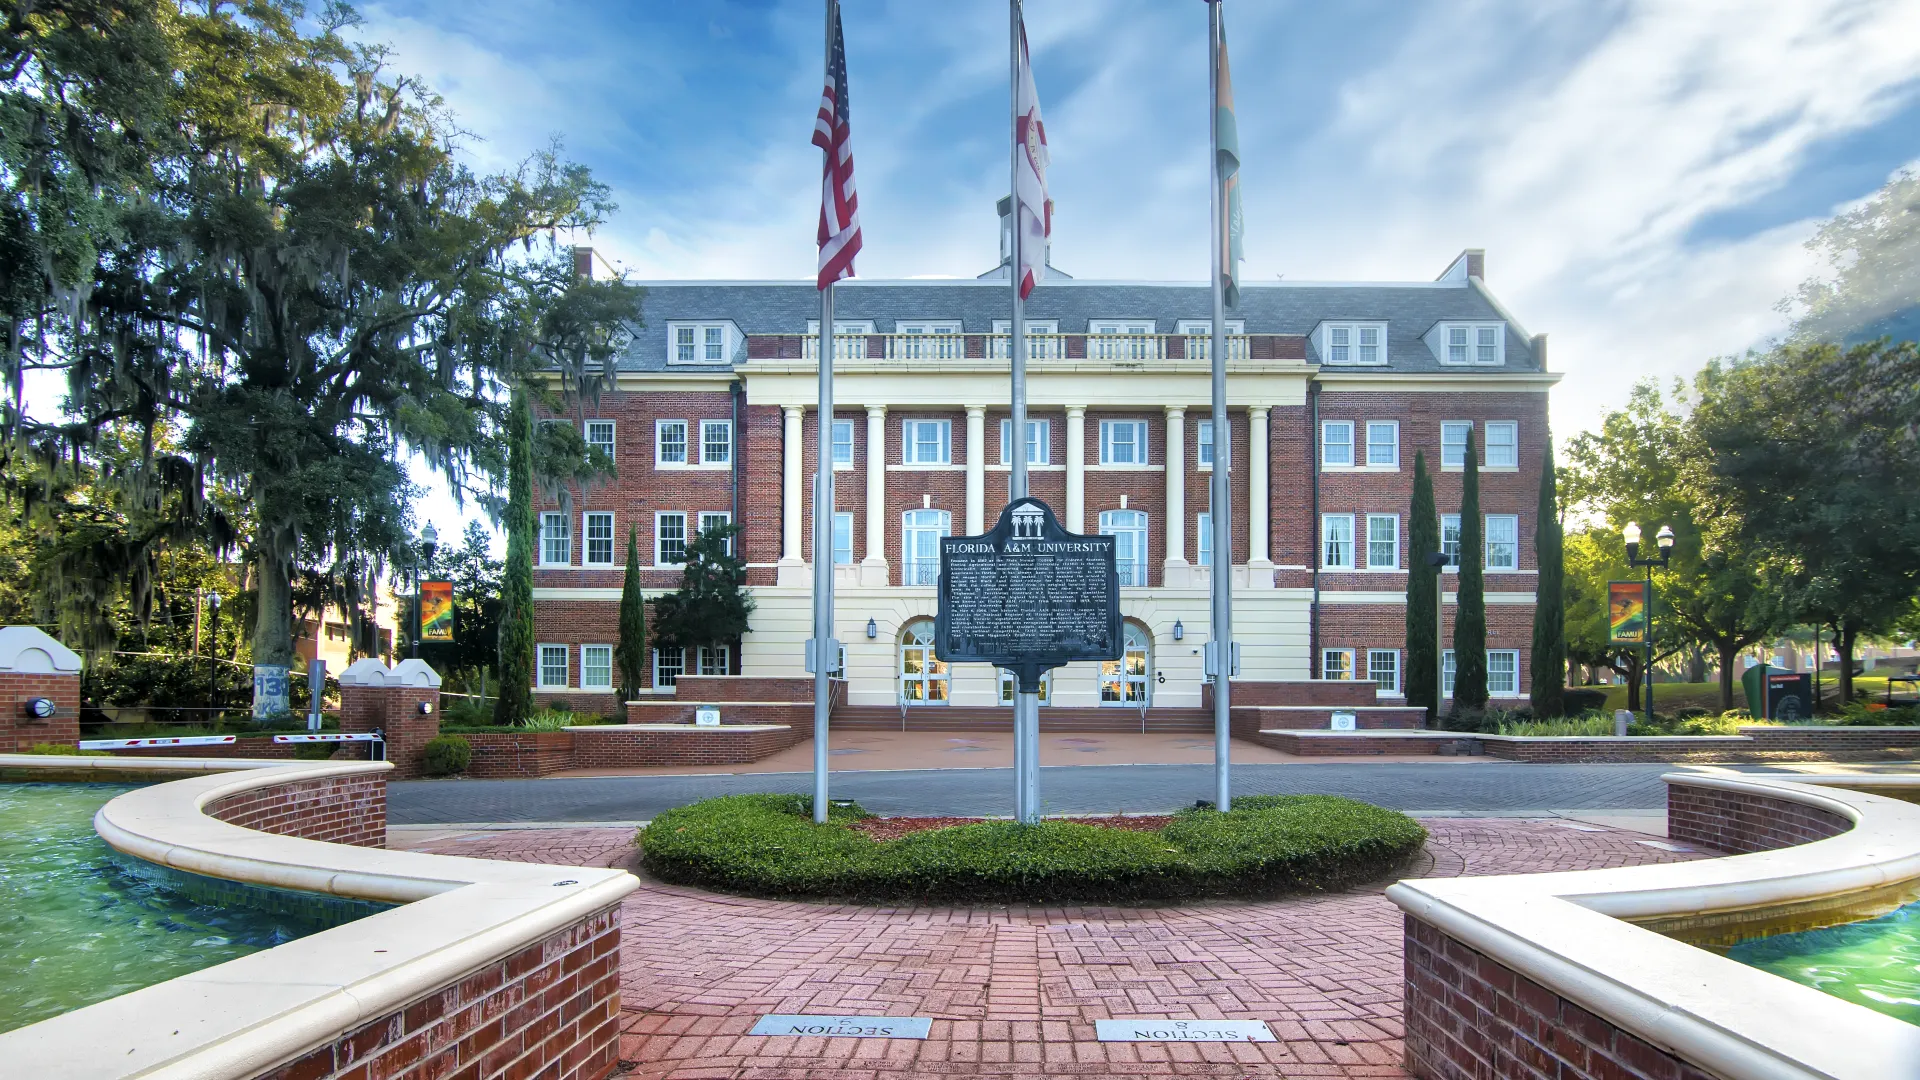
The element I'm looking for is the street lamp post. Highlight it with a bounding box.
[1623,521,1674,726]
[412,523,439,660]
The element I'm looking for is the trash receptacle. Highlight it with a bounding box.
[1767,672,1813,722]
[1741,663,1772,718]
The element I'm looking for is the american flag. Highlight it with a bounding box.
[813,0,861,290]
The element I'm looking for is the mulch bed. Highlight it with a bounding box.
[850,815,1174,842]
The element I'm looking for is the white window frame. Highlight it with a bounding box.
[1321,514,1355,570]
[1196,511,1212,567]
[832,511,854,565]
[700,420,732,466]
[1319,322,1388,366]
[1367,649,1400,694]
[1176,319,1247,361]
[539,512,570,567]
[1321,420,1355,467]
[1089,320,1160,362]
[656,420,689,466]
[1322,648,1354,681]
[1366,513,1400,570]
[902,508,951,585]
[890,321,964,361]
[991,319,1064,359]
[1439,323,1505,366]
[1443,650,1456,696]
[1365,421,1400,468]
[831,419,855,469]
[1197,419,1228,469]
[668,322,736,366]
[583,512,615,567]
[581,644,613,691]
[1440,514,1462,569]
[537,644,569,689]
[1100,509,1150,586]
[1489,650,1520,695]
[999,418,1051,466]
[653,647,685,687]
[1098,420,1151,465]
[901,419,952,465]
[655,511,688,565]
[805,319,875,360]
[1485,514,1519,571]
[698,511,733,555]
[585,420,615,461]
[1441,421,1473,469]
[1484,421,1518,468]
[698,644,731,676]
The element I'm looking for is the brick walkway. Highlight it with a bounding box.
[395,819,1704,1079]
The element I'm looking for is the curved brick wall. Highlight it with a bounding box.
[206,771,387,848]
[1666,783,1851,855]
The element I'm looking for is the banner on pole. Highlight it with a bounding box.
[420,580,455,642]
[1607,580,1648,644]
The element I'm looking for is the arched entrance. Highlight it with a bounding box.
[1099,622,1152,706]
[899,619,949,704]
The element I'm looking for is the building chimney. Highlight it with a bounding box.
[572,245,617,282]
[1436,249,1486,283]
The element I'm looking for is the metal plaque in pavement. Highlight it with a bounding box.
[749,1015,932,1039]
[935,497,1121,692]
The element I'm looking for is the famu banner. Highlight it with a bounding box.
[420,580,455,642]
[1607,580,1648,644]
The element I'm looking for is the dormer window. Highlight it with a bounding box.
[669,322,736,365]
[1436,323,1505,366]
[1317,322,1387,365]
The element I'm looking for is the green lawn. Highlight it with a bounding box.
[1596,675,1912,715]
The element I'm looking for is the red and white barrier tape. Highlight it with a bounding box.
[271,733,383,744]
[78,735,239,749]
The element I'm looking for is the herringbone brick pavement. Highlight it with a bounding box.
[397,819,1703,1078]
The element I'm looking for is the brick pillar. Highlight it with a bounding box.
[0,627,83,752]
[337,658,442,778]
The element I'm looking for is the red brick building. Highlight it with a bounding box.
[531,247,1555,713]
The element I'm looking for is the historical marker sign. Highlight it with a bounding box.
[935,497,1122,692]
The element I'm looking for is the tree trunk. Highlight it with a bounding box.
[1686,647,1708,684]
[1717,640,1739,713]
[1836,621,1857,708]
[252,546,296,719]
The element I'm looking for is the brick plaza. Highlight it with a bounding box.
[397,817,1700,1079]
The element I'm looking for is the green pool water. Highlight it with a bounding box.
[0,783,324,1033]
[1728,901,1920,1026]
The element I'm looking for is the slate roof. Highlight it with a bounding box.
[611,276,1542,375]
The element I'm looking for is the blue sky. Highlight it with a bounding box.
[350,0,1920,538]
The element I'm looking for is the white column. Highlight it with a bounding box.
[965,405,986,534]
[1065,405,1086,532]
[1164,407,1186,569]
[779,405,806,585]
[862,405,888,585]
[1248,407,1272,583]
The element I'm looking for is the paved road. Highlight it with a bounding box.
[390,761,1707,824]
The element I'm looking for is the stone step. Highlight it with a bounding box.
[830,706,1213,733]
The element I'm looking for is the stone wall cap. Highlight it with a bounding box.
[0,626,82,674]
[387,658,443,689]
[337,658,392,687]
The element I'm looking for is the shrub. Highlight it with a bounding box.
[1563,688,1609,714]
[1675,713,1745,736]
[520,707,580,732]
[1833,703,1920,727]
[441,697,492,727]
[1494,715,1616,737]
[23,743,111,756]
[421,735,472,777]
[639,793,1427,905]
[292,742,338,760]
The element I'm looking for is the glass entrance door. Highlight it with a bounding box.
[900,620,949,704]
[1099,624,1151,706]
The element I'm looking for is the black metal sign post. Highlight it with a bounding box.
[936,497,1122,822]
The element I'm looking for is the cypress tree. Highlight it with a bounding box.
[493,386,536,726]
[1530,442,1568,717]
[1405,452,1440,723]
[614,526,648,704]
[1452,429,1489,714]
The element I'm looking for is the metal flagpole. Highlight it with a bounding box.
[1207,0,1233,812]
[1008,0,1039,825]
[811,0,837,825]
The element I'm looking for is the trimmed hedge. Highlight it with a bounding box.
[639,794,1428,904]
[422,734,472,776]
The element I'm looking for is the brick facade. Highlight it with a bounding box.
[258,904,623,1080]
[570,724,802,767]
[206,772,387,848]
[0,670,81,752]
[1666,783,1851,854]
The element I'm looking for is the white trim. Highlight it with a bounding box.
[1366,648,1400,693]
[1098,419,1152,465]
[1365,420,1400,468]
[998,417,1051,466]
[1316,590,1539,604]
[652,645,686,687]
[1321,513,1355,570]
[1365,513,1400,570]
[655,419,689,467]
[1196,417,1227,470]
[582,511,616,567]
[655,510,688,566]
[536,643,569,689]
[1320,420,1355,468]
[584,419,616,461]
[579,644,614,690]
[1314,321,1388,366]
[1321,647,1354,681]
[831,419,855,470]
[698,511,733,555]
[901,418,953,465]
[1486,513,1520,572]
[1440,420,1472,469]
[1484,420,1519,468]
[666,321,739,365]
[699,419,733,465]
[1430,321,1506,366]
